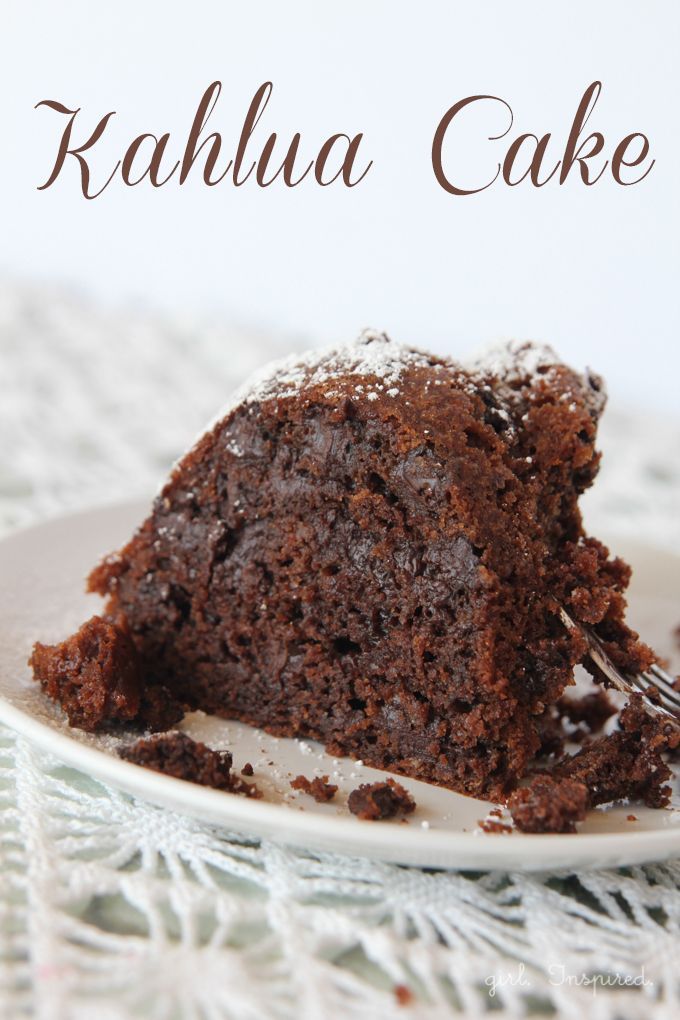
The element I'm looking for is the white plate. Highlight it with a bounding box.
[0,499,678,871]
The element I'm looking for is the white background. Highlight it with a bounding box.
[1,0,678,412]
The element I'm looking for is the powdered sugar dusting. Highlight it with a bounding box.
[242,328,428,404]
[467,339,607,418]
[467,339,561,381]
[175,332,605,480]
[180,330,431,463]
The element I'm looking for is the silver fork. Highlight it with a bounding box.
[558,605,680,725]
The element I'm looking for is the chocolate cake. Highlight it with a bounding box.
[508,694,679,832]
[83,331,657,802]
[290,774,338,802]
[508,775,589,834]
[348,779,416,821]
[119,731,261,797]
[30,615,184,733]
[30,616,141,732]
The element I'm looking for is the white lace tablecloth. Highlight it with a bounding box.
[2,281,680,1020]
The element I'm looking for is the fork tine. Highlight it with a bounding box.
[641,667,680,710]
[640,678,680,711]
[648,661,680,692]
[625,672,680,721]
[556,601,680,725]
[627,673,654,697]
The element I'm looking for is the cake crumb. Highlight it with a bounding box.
[119,732,261,797]
[509,695,677,833]
[394,984,413,1006]
[348,779,415,821]
[479,817,513,834]
[627,814,638,822]
[557,689,616,735]
[290,774,338,802]
[241,762,254,776]
[508,775,589,834]
[29,615,142,732]
[29,615,186,734]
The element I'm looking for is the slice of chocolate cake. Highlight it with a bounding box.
[85,332,653,800]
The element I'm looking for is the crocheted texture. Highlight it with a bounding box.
[1,280,680,1018]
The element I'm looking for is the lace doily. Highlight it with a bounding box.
[1,280,680,1019]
